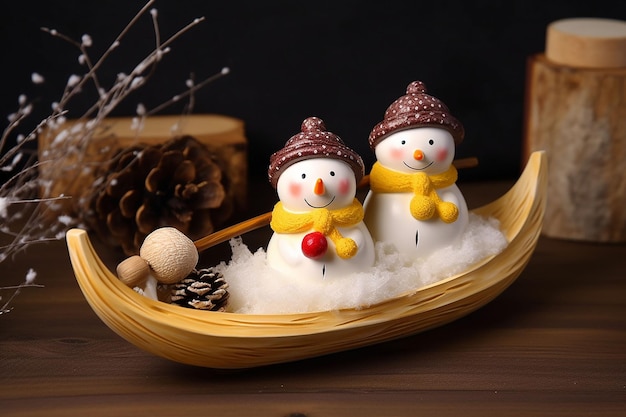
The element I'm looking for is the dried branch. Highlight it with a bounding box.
[1,0,228,315]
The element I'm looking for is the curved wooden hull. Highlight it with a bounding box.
[67,151,547,369]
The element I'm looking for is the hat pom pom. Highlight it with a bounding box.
[301,116,326,133]
[406,80,427,95]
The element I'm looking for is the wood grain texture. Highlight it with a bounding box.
[546,18,626,68]
[1,176,624,417]
[524,54,626,242]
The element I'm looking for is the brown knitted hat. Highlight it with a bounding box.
[268,117,365,188]
[368,81,464,150]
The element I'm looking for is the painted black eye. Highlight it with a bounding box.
[301,173,306,179]
[401,140,406,145]
[429,139,434,145]
[330,171,335,176]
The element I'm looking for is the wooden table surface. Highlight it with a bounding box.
[1,180,624,417]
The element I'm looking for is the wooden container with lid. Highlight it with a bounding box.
[38,114,247,225]
[523,18,626,242]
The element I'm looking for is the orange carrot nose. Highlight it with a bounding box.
[314,178,325,195]
[413,149,424,161]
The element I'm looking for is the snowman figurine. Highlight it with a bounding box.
[266,117,375,281]
[363,81,469,260]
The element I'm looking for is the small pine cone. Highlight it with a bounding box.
[170,268,229,311]
[81,135,228,255]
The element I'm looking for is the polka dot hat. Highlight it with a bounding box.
[268,117,365,188]
[368,81,464,150]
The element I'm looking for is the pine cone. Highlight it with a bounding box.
[170,268,229,311]
[82,135,229,255]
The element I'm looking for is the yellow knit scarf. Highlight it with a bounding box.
[270,198,364,259]
[369,162,459,223]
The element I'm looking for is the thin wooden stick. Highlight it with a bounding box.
[452,156,479,170]
[194,212,272,252]
[193,156,479,252]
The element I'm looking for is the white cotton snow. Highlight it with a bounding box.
[214,213,508,315]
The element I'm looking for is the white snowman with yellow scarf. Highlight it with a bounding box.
[363,81,468,259]
[267,117,375,281]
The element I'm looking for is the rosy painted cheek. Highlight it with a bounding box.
[338,179,350,195]
[289,182,301,198]
[390,148,404,160]
[436,148,449,162]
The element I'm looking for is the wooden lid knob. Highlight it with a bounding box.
[546,18,626,68]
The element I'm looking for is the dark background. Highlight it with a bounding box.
[2,0,625,183]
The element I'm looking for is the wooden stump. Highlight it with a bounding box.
[39,114,247,223]
[523,18,626,242]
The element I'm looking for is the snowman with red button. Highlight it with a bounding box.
[266,117,375,281]
[363,81,469,260]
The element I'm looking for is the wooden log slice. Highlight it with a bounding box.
[524,19,626,242]
[39,114,247,222]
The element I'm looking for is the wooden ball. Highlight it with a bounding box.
[116,255,150,287]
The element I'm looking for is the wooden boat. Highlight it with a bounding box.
[66,151,547,369]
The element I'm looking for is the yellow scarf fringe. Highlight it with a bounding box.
[270,198,364,259]
[369,162,459,223]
